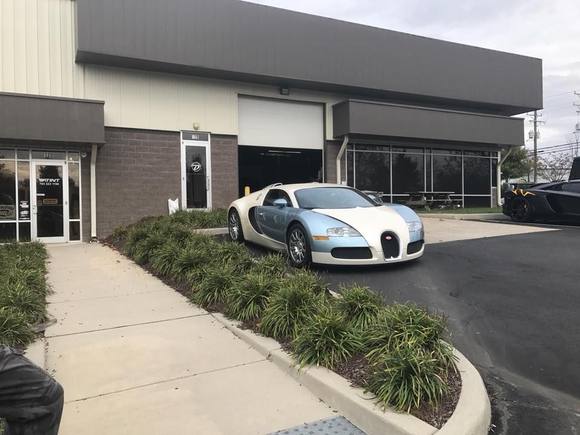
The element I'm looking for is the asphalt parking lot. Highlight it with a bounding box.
[317,219,580,435]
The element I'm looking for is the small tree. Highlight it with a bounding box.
[501,146,532,181]
[537,153,572,182]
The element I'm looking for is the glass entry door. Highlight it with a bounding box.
[31,161,68,243]
[181,132,212,209]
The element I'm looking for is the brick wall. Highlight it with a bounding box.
[96,127,181,237]
[210,135,239,208]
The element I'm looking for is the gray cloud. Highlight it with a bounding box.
[245,0,580,152]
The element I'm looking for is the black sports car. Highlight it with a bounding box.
[503,180,580,222]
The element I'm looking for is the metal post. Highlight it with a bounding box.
[533,110,538,183]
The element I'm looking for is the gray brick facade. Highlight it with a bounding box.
[210,135,238,209]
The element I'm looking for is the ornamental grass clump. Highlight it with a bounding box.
[364,304,455,368]
[336,284,383,330]
[366,345,450,412]
[260,278,324,340]
[292,308,362,369]
[149,239,182,277]
[171,240,217,286]
[227,272,279,322]
[0,307,35,347]
[250,253,288,277]
[192,265,235,309]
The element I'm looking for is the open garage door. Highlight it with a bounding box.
[238,96,324,196]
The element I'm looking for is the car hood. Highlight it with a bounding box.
[312,206,410,241]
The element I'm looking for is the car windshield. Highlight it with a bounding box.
[295,187,376,209]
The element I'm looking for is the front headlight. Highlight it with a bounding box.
[407,221,423,233]
[326,227,361,237]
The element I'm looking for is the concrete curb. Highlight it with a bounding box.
[212,313,490,435]
[25,338,46,369]
[419,213,506,221]
[193,227,228,236]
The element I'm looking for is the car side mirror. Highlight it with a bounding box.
[273,198,288,209]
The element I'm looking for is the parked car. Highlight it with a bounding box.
[503,180,580,222]
[228,183,425,267]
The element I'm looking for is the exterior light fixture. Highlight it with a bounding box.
[279,87,290,96]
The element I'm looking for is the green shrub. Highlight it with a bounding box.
[171,240,216,286]
[227,272,279,322]
[211,241,254,272]
[149,239,181,277]
[260,278,324,340]
[193,266,235,309]
[364,304,455,368]
[0,307,35,347]
[0,282,45,324]
[251,253,288,276]
[366,346,450,412]
[336,284,383,330]
[292,308,362,369]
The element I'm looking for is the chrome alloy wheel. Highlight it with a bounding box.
[288,228,307,264]
[229,211,241,241]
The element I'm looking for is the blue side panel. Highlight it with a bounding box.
[286,209,370,253]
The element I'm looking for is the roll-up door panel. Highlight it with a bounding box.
[238,97,324,150]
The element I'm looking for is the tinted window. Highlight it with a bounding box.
[263,189,292,206]
[392,153,424,193]
[295,187,375,209]
[464,157,491,194]
[563,182,580,193]
[433,154,462,193]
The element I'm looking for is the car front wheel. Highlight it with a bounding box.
[287,224,312,268]
[228,209,244,242]
[510,197,533,222]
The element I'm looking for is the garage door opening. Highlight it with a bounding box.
[238,146,322,196]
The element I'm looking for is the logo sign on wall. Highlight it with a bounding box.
[190,161,203,173]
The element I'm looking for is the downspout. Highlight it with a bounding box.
[336,135,349,185]
[498,147,513,206]
[90,144,98,241]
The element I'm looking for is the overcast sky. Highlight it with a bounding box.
[247,0,580,153]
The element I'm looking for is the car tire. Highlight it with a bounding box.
[228,209,245,242]
[287,224,312,268]
[510,196,534,222]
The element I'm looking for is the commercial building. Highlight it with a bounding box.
[0,0,543,243]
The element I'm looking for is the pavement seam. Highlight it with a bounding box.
[63,358,267,404]
[47,289,171,304]
[45,313,210,338]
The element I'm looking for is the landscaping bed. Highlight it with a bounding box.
[0,242,48,348]
[106,210,461,428]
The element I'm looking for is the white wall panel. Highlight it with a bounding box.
[0,0,341,138]
[238,97,324,149]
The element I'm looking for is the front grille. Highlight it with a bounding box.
[407,240,424,255]
[380,232,400,259]
[331,247,373,260]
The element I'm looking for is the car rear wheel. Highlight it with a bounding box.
[287,224,312,268]
[510,197,533,222]
[228,209,244,242]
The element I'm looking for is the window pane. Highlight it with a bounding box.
[433,149,462,156]
[185,146,207,209]
[17,149,30,160]
[391,146,423,154]
[355,144,389,152]
[464,196,492,208]
[0,160,16,220]
[464,157,491,194]
[426,153,432,191]
[492,160,498,187]
[69,221,81,241]
[433,155,462,193]
[0,149,15,159]
[68,163,80,219]
[18,162,31,221]
[354,152,390,194]
[19,222,31,242]
[464,150,490,157]
[31,150,66,160]
[392,153,424,193]
[346,150,354,187]
[0,223,16,242]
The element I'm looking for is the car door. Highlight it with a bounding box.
[256,189,292,242]
[559,182,580,215]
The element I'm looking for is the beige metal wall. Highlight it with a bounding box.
[0,0,341,139]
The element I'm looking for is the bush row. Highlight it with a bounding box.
[0,242,48,347]
[112,213,457,413]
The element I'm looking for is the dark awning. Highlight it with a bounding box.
[333,100,524,147]
[0,92,105,144]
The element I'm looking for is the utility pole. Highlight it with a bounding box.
[528,111,544,183]
[573,91,580,157]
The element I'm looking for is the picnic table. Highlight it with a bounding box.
[405,191,461,209]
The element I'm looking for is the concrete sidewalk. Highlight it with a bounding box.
[44,244,335,435]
